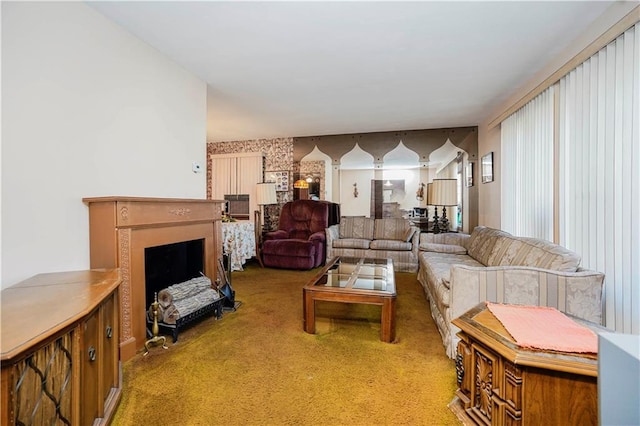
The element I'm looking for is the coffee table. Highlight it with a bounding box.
[302,256,396,342]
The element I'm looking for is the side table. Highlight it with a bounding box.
[449,303,599,425]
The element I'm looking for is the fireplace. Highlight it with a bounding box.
[84,197,224,361]
[144,239,205,310]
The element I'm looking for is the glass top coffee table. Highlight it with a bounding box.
[302,256,396,342]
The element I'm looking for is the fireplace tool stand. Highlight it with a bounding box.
[144,292,168,356]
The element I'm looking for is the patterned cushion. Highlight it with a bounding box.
[369,239,412,251]
[489,236,582,272]
[466,226,512,265]
[421,252,485,290]
[373,218,410,241]
[333,238,371,249]
[420,243,467,254]
[339,217,375,239]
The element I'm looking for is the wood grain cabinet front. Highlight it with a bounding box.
[1,270,122,426]
[449,303,599,426]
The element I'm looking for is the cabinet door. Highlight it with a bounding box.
[101,291,119,408]
[470,342,501,425]
[82,308,100,426]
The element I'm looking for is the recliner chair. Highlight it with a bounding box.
[261,200,329,270]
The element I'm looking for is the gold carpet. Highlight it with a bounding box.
[111,261,459,425]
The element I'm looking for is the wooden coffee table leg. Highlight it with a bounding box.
[303,290,316,334]
[380,297,396,343]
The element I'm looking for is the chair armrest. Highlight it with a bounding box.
[264,230,289,240]
[308,231,326,242]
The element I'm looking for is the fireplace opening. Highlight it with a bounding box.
[144,239,205,310]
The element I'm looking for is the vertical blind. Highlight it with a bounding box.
[558,23,640,334]
[501,87,554,240]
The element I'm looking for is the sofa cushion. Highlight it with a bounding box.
[419,242,467,254]
[421,252,485,291]
[333,238,371,249]
[373,218,410,241]
[489,236,582,272]
[466,226,512,265]
[370,239,413,251]
[339,217,375,240]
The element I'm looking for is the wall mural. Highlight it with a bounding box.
[207,126,478,229]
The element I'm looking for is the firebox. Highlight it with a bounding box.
[144,238,204,311]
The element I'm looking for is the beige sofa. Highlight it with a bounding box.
[325,217,420,272]
[418,226,605,358]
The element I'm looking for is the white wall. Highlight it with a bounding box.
[1,2,208,288]
[340,169,374,217]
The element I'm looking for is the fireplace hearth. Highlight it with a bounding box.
[84,197,224,361]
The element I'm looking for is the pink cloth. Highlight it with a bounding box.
[486,302,598,354]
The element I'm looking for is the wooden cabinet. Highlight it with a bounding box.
[1,270,121,426]
[449,303,599,426]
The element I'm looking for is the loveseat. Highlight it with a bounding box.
[325,217,420,272]
[418,226,605,358]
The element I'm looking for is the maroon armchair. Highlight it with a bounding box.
[261,200,329,270]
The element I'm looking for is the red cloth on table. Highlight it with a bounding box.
[486,302,598,354]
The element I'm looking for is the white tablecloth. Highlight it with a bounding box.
[221,221,256,271]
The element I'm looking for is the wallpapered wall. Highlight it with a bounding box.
[207,138,294,226]
[207,127,478,228]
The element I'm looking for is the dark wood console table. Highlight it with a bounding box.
[449,303,598,425]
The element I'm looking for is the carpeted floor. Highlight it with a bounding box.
[111,261,459,425]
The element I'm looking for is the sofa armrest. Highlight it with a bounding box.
[325,224,339,242]
[325,224,340,259]
[410,226,420,256]
[449,264,605,325]
[419,232,471,249]
[446,264,604,359]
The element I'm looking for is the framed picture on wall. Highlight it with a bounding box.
[481,152,494,183]
[267,170,289,192]
[466,162,474,187]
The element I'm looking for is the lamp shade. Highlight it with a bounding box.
[293,179,309,189]
[256,182,277,205]
[431,179,457,206]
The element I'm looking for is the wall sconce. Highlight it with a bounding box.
[353,183,358,198]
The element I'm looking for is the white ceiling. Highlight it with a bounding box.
[88,1,615,142]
